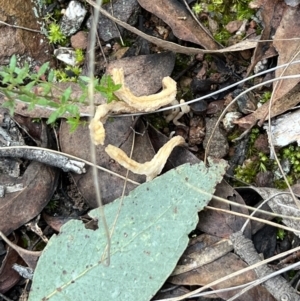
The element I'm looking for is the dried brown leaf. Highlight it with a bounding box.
[137,0,220,50]
[273,5,300,100]
[235,83,300,128]
[86,0,257,55]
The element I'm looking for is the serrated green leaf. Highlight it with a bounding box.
[37,62,49,78]
[78,75,90,83]
[29,161,226,301]
[25,81,36,91]
[9,55,17,72]
[61,87,72,104]
[18,94,34,103]
[48,69,55,82]
[47,101,60,108]
[1,74,11,84]
[47,111,60,124]
[2,100,15,116]
[36,97,50,107]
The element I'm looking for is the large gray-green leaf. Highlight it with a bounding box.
[29,160,227,301]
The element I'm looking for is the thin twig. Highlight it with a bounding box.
[266,46,300,210]
[0,145,140,185]
[0,20,41,33]
[88,0,111,266]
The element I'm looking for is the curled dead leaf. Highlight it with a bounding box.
[105,136,185,181]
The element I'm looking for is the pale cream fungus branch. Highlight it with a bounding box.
[89,101,136,145]
[89,68,178,145]
[105,136,185,181]
[111,68,177,111]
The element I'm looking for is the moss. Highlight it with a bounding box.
[146,114,168,130]
[193,0,255,46]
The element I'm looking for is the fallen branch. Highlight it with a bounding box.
[0,147,86,174]
[230,231,300,301]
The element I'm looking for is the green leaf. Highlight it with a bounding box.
[29,161,226,301]
[66,116,80,132]
[60,87,72,104]
[38,82,52,96]
[36,97,50,107]
[47,101,60,108]
[48,69,55,82]
[78,75,90,83]
[2,100,15,116]
[18,94,35,103]
[1,73,12,84]
[65,104,79,115]
[37,62,50,78]
[9,55,17,72]
[47,111,60,124]
[25,81,36,91]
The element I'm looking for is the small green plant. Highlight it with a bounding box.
[75,49,85,65]
[247,127,260,156]
[192,2,203,14]
[260,91,272,104]
[54,66,82,82]
[48,22,66,44]
[277,228,286,240]
[46,198,59,212]
[0,55,122,132]
[193,0,254,45]
[234,160,258,184]
[94,75,122,103]
[214,29,231,45]
[282,145,300,173]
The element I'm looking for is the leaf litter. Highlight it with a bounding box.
[28,160,227,301]
[3,0,300,300]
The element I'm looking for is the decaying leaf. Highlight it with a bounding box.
[89,68,177,145]
[105,136,185,181]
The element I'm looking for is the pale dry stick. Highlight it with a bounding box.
[266,46,300,211]
[0,20,41,33]
[101,124,136,262]
[0,292,13,301]
[88,0,112,266]
[0,145,140,185]
[203,73,300,163]
[89,9,108,64]
[187,260,300,299]
[157,245,300,301]
[211,193,300,222]
[109,0,125,46]
[226,260,300,301]
[240,191,298,233]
